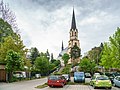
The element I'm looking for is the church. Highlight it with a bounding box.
[57,8,81,66]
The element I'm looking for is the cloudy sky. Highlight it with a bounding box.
[4,0,120,58]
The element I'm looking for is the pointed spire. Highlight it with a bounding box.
[61,40,64,51]
[71,8,76,30]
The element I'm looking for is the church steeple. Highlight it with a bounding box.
[61,41,64,51]
[71,8,76,30]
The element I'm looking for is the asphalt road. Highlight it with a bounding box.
[42,85,120,90]
[0,78,47,90]
[0,77,120,90]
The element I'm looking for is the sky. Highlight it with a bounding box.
[4,0,120,58]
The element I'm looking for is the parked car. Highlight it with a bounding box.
[90,75,112,89]
[74,72,85,83]
[13,71,26,79]
[62,74,70,82]
[93,73,100,76]
[105,72,120,84]
[105,72,114,84]
[113,76,120,87]
[47,75,67,87]
[85,73,91,78]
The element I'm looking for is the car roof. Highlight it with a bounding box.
[116,75,120,77]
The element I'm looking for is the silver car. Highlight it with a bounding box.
[113,76,120,87]
[62,74,70,82]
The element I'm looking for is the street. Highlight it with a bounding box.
[0,77,120,90]
[42,85,120,90]
[0,78,47,90]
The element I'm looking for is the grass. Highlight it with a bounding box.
[35,83,48,89]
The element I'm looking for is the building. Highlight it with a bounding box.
[0,63,7,82]
[58,8,81,65]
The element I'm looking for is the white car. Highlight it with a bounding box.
[94,73,100,76]
[113,76,120,87]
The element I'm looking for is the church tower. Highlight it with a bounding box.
[61,41,64,51]
[68,8,80,64]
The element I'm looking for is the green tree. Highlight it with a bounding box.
[62,53,70,66]
[100,42,113,69]
[45,49,50,60]
[70,43,81,65]
[0,35,27,63]
[5,50,24,82]
[34,55,49,75]
[0,18,14,42]
[71,44,81,59]
[53,60,60,66]
[0,18,27,63]
[100,27,120,69]
[30,47,39,64]
[79,57,96,74]
[109,27,120,68]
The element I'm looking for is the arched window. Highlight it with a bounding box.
[72,31,73,36]
[75,32,76,36]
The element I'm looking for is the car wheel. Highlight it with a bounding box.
[61,83,64,87]
[89,83,91,86]
[49,85,52,87]
[113,83,116,87]
[93,84,96,89]
[109,87,112,89]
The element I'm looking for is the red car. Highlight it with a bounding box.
[47,75,67,87]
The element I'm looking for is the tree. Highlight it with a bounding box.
[0,18,14,42]
[87,45,103,65]
[79,57,96,74]
[0,18,26,63]
[70,43,81,65]
[100,42,113,69]
[34,54,49,75]
[45,49,50,60]
[5,50,24,82]
[62,53,70,66]
[0,34,27,63]
[109,27,120,68]
[30,47,39,65]
[0,0,19,32]
[71,44,81,59]
[100,27,120,69]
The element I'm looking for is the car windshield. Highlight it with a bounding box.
[75,74,84,77]
[117,77,120,81]
[63,76,68,78]
[85,73,90,75]
[97,76,109,80]
[49,76,61,80]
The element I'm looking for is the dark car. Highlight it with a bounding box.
[105,72,120,84]
[62,74,70,82]
[47,75,67,87]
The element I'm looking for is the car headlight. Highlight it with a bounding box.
[109,81,111,84]
[74,77,77,80]
[96,81,99,84]
[82,77,85,79]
